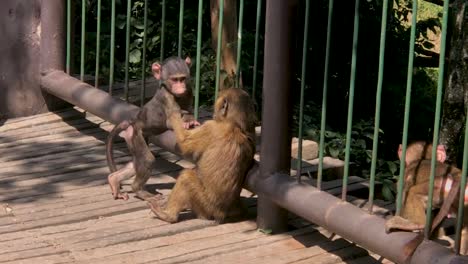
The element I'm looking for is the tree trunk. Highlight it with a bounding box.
[210,0,238,90]
[439,0,467,166]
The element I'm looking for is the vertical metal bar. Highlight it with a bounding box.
[368,0,389,213]
[160,0,166,62]
[40,0,65,72]
[178,0,185,57]
[235,0,244,87]
[80,0,86,81]
[455,109,468,254]
[95,0,102,88]
[342,0,360,200]
[109,0,116,95]
[396,0,418,216]
[252,0,262,99]
[214,0,225,100]
[317,0,334,191]
[66,0,71,74]
[424,0,449,239]
[140,0,148,106]
[257,0,296,233]
[194,0,203,120]
[296,0,310,183]
[124,0,132,101]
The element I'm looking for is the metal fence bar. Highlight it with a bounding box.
[296,0,310,183]
[109,0,116,95]
[95,0,102,88]
[425,0,450,239]
[396,0,418,216]
[80,0,86,81]
[368,0,389,213]
[66,0,71,74]
[252,0,262,100]
[236,0,244,87]
[124,0,132,101]
[342,0,360,200]
[214,0,224,100]
[317,0,334,191]
[160,0,166,62]
[178,0,185,57]
[455,109,468,254]
[194,0,203,120]
[140,0,148,106]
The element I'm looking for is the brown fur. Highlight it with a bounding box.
[148,88,256,223]
[385,141,468,257]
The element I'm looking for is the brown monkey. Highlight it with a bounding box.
[147,88,256,223]
[107,56,199,200]
[385,141,468,256]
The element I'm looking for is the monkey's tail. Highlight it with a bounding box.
[106,122,125,173]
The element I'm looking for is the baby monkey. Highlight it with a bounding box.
[106,56,199,201]
[148,88,257,223]
[385,141,468,257]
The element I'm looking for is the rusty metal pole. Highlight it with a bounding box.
[40,0,65,73]
[256,0,297,233]
[40,0,70,111]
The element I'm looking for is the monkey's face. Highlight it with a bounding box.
[166,74,188,96]
[152,56,192,97]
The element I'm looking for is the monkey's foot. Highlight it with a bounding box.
[135,190,161,201]
[385,216,424,233]
[108,174,129,200]
[147,199,177,223]
[115,192,130,200]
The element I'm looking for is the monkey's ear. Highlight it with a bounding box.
[436,145,446,163]
[220,99,229,117]
[185,57,192,67]
[397,144,403,160]
[152,62,162,80]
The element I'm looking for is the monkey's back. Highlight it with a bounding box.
[196,121,255,206]
[406,159,463,207]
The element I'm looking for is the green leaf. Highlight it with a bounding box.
[329,147,340,158]
[382,185,395,201]
[129,49,141,64]
[387,161,398,174]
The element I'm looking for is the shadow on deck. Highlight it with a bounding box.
[0,103,395,263]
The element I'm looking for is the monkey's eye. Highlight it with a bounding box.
[169,76,186,83]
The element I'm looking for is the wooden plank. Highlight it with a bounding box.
[74,223,310,263]
[0,160,182,203]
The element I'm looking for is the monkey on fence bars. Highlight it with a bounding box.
[147,88,256,223]
[106,56,200,201]
[385,141,468,257]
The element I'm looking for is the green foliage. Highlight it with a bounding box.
[293,103,399,200]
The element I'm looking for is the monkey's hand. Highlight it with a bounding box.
[181,113,200,129]
[385,216,425,233]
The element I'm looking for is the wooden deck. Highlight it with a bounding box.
[0,105,395,264]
